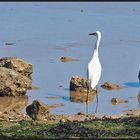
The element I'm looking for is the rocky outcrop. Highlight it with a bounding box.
[70,76,96,92]
[0,57,32,79]
[26,100,64,120]
[101,82,123,90]
[0,67,32,96]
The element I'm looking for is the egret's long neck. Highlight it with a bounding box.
[93,36,101,58]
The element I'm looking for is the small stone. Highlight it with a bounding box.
[77,112,85,115]
[84,117,90,122]
[60,119,66,123]
[102,114,111,120]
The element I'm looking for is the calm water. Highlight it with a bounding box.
[0,2,140,116]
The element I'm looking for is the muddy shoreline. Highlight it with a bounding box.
[0,107,140,123]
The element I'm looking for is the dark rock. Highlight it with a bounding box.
[0,67,32,96]
[26,100,64,120]
[26,100,50,120]
[77,112,85,115]
[0,57,32,79]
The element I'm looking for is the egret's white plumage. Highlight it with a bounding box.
[87,31,102,90]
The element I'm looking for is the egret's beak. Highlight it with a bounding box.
[88,32,96,36]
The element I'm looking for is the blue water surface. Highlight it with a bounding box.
[0,2,140,116]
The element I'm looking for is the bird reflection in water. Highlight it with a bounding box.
[137,90,140,107]
[138,70,140,83]
[69,90,98,115]
[0,96,28,112]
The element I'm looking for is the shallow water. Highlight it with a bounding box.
[0,2,140,116]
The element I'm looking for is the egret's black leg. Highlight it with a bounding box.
[86,80,91,116]
[96,86,98,103]
[95,86,99,113]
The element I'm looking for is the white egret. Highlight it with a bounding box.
[86,31,102,107]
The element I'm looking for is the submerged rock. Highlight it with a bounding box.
[5,42,15,46]
[0,57,32,79]
[101,82,123,90]
[26,100,64,120]
[70,76,96,92]
[60,56,79,63]
[111,98,129,105]
[0,67,32,96]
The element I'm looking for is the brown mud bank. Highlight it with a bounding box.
[0,99,140,123]
[0,107,140,124]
